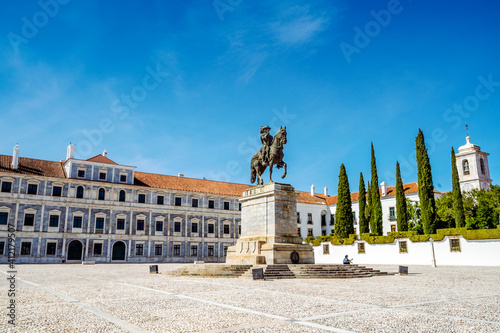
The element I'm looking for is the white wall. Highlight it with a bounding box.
[314,236,500,267]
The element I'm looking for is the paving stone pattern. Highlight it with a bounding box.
[0,264,499,332]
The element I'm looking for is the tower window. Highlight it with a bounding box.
[463,160,470,176]
[480,158,485,175]
[76,186,84,199]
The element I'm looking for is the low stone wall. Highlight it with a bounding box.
[314,235,500,266]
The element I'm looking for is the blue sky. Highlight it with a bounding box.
[1,0,499,194]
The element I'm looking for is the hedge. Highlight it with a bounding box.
[312,225,500,245]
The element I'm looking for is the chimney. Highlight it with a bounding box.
[380,181,387,197]
[324,187,328,197]
[102,149,108,157]
[12,144,20,169]
[66,143,75,160]
[311,184,315,196]
[178,173,184,177]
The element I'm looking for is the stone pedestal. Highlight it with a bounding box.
[226,183,314,265]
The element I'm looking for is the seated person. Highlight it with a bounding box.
[343,255,352,265]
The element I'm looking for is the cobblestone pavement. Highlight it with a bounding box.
[1,264,499,332]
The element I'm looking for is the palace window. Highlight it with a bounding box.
[24,213,35,226]
[330,214,335,226]
[223,246,228,257]
[208,223,214,234]
[46,242,57,255]
[76,186,84,199]
[191,223,198,233]
[190,245,197,256]
[297,212,301,223]
[120,174,127,182]
[450,239,461,252]
[480,158,485,175]
[223,201,230,210]
[0,212,8,225]
[156,221,163,232]
[173,244,181,256]
[21,242,31,255]
[0,241,5,255]
[27,184,38,195]
[463,160,470,176]
[1,181,12,193]
[137,220,145,231]
[352,212,356,224]
[138,194,146,204]
[49,215,59,228]
[175,197,182,206]
[389,207,396,219]
[399,241,408,253]
[307,228,313,237]
[239,203,242,211]
[135,244,144,256]
[223,224,230,234]
[95,217,104,230]
[73,216,82,228]
[119,190,126,202]
[321,214,326,226]
[208,200,215,209]
[391,225,396,232]
[358,242,365,254]
[77,169,85,178]
[157,195,164,205]
[174,222,181,232]
[98,188,105,201]
[99,172,107,180]
[321,230,326,236]
[307,213,313,224]
[93,243,103,256]
[116,219,125,230]
[52,186,62,197]
[297,227,301,236]
[155,244,162,256]
[208,245,214,256]
[192,198,198,208]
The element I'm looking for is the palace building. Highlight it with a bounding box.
[0,135,492,263]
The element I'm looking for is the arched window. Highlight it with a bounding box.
[98,188,105,201]
[76,186,84,199]
[480,158,485,175]
[119,190,126,202]
[463,160,470,176]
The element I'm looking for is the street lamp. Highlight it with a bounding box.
[429,237,437,267]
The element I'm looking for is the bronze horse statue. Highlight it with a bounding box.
[251,126,287,185]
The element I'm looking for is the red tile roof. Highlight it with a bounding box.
[86,154,118,165]
[325,182,419,205]
[0,155,66,178]
[296,191,327,204]
[134,171,252,196]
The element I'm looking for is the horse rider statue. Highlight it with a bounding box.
[251,125,287,185]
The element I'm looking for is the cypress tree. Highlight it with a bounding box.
[370,143,383,235]
[335,164,354,238]
[415,129,437,234]
[366,180,372,227]
[395,161,408,231]
[358,172,369,234]
[451,147,465,227]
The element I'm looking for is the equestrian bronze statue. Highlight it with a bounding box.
[250,126,287,185]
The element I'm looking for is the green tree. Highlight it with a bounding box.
[395,162,408,231]
[415,129,437,234]
[365,180,372,226]
[463,186,500,229]
[358,172,369,234]
[370,143,383,235]
[451,147,465,227]
[407,200,422,234]
[335,164,354,238]
[435,192,455,229]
